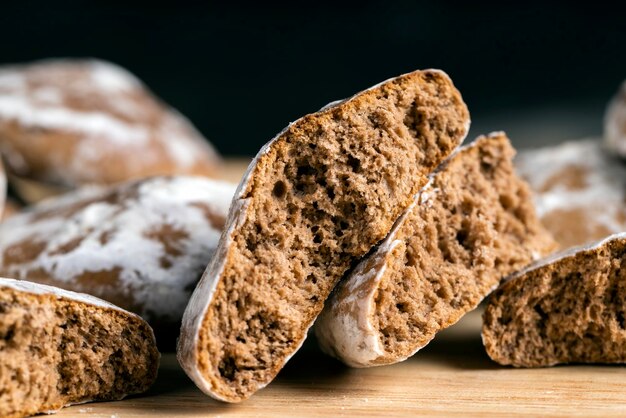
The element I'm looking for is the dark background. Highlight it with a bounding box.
[1,1,625,155]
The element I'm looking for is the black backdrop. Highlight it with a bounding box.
[1,1,625,155]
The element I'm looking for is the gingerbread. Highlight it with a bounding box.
[515,139,626,248]
[0,277,159,418]
[482,233,626,367]
[0,59,220,197]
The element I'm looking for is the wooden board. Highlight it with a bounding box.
[54,309,626,417]
[49,158,626,417]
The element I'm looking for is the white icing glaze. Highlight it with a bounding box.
[604,80,626,156]
[314,182,422,367]
[315,244,397,367]
[0,59,218,186]
[0,96,150,144]
[177,124,285,388]
[515,139,626,242]
[0,72,25,90]
[88,60,141,92]
[177,194,252,401]
[314,170,429,367]
[177,69,469,400]
[0,276,127,313]
[0,176,236,323]
[176,101,288,400]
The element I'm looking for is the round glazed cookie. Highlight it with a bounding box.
[515,139,626,248]
[0,277,159,418]
[0,176,236,345]
[605,80,626,156]
[0,59,221,193]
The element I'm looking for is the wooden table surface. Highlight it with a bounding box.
[48,158,626,417]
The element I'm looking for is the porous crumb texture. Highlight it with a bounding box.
[0,59,220,188]
[0,176,235,347]
[515,139,626,248]
[190,70,470,401]
[372,134,556,361]
[482,234,626,367]
[0,284,159,418]
[314,133,557,367]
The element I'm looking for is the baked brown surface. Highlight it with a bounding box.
[482,233,626,367]
[515,139,626,248]
[0,176,235,348]
[0,278,159,418]
[0,59,220,190]
[178,69,470,402]
[314,133,557,367]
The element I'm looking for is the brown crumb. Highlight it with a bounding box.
[482,233,626,367]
